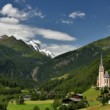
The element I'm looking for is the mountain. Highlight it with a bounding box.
[29,40,54,58]
[37,36,110,92]
[0,35,51,87]
[1,34,110,92]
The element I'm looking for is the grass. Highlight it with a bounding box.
[81,88,110,110]
[80,104,110,110]
[51,74,68,80]
[8,100,54,110]
[83,88,101,106]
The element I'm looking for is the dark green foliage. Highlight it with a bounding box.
[53,99,62,109]
[39,91,47,100]
[67,102,77,110]
[77,100,86,109]
[16,96,24,104]
[33,106,40,110]
[0,101,7,110]
[98,87,110,105]
[31,93,39,100]
[45,107,50,110]
[58,101,86,110]
[59,105,67,110]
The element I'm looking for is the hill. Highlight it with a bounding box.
[83,88,101,106]
[38,36,110,92]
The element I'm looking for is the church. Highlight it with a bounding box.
[97,55,110,88]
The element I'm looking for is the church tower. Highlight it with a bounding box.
[98,54,105,87]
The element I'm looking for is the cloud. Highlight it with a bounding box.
[69,11,86,19]
[14,0,26,3]
[32,10,44,19]
[0,22,76,41]
[42,44,79,56]
[35,28,75,41]
[60,11,86,25]
[61,19,73,25]
[0,4,44,20]
[0,4,27,20]
[0,17,19,24]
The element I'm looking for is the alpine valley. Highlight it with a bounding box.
[1,35,110,93]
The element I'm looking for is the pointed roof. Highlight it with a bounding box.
[104,71,110,78]
[100,54,103,67]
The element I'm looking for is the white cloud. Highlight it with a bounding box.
[35,28,75,41]
[43,44,79,56]
[60,11,86,25]
[32,10,44,19]
[61,19,73,25]
[0,22,76,41]
[0,4,27,20]
[0,17,19,24]
[69,11,86,19]
[0,4,44,20]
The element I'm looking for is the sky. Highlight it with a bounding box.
[0,0,110,56]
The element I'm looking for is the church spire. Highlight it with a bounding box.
[100,54,103,67]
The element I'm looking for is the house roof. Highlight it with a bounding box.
[104,71,110,78]
[76,94,83,96]
[69,98,81,102]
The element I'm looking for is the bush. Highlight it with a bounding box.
[33,105,40,110]
[67,102,77,110]
[59,105,67,110]
[0,101,8,110]
[77,101,86,109]
[45,107,50,110]
[16,96,24,104]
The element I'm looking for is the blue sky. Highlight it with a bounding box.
[0,0,110,56]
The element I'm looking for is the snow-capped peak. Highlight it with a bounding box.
[30,40,41,51]
[29,40,54,58]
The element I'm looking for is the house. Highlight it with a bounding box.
[63,98,81,105]
[72,94,83,99]
[23,95,31,101]
[97,54,110,88]
[62,94,83,105]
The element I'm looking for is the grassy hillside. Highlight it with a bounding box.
[83,88,101,106]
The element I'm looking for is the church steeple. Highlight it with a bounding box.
[98,53,105,87]
[100,54,103,67]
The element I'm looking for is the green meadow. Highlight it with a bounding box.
[8,100,54,110]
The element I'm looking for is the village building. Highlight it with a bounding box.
[23,95,31,101]
[97,55,110,88]
[62,94,83,105]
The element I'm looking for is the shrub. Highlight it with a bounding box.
[59,105,67,110]
[77,101,86,109]
[33,105,40,110]
[0,101,8,110]
[45,107,50,110]
[16,96,24,104]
